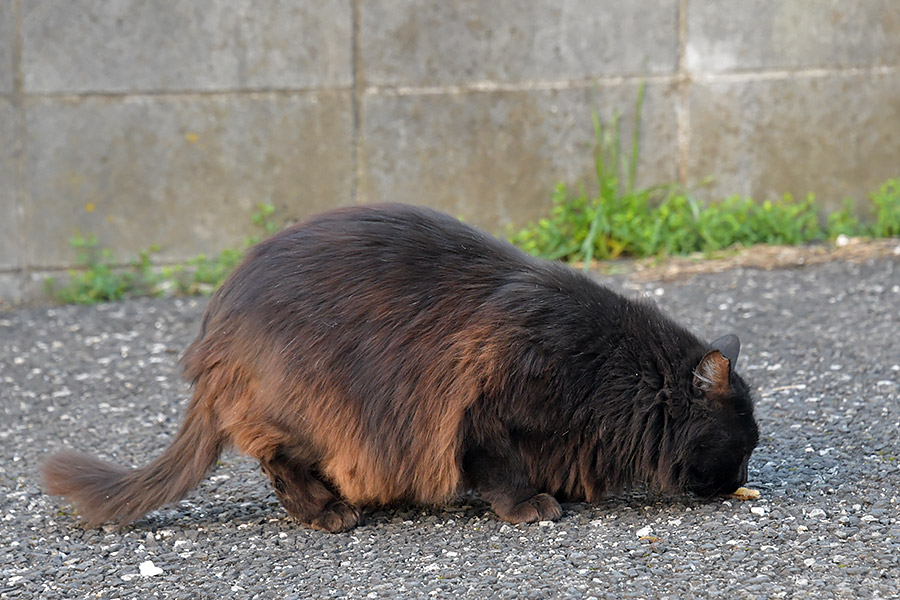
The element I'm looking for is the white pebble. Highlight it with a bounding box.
[139,561,164,577]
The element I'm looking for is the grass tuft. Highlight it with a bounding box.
[45,203,278,304]
[511,87,900,265]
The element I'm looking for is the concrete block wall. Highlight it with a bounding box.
[1,0,899,304]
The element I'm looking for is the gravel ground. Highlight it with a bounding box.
[1,256,898,599]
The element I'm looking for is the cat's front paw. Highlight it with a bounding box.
[495,493,562,524]
[306,500,361,533]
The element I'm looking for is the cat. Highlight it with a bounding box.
[43,203,759,533]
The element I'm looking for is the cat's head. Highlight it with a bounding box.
[676,334,759,497]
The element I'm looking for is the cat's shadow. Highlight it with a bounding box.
[124,490,720,534]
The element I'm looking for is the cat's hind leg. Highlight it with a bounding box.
[462,440,562,524]
[227,417,361,532]
[259,448,361,532]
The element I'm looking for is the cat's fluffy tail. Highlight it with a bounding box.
[41,409,223,527]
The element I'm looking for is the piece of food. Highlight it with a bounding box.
[728,486,761,500]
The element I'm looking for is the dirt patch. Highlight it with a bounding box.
[585,237,900,282]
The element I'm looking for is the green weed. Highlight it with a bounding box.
[511,92,900,265]
[45,203,278,304]
[825,199,861,239]
[43,235,161,304]
[869,178,900,238]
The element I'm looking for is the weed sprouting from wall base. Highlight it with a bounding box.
[510,84,900,265]
[45,204,279,305]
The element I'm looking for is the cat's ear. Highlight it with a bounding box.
[693,349,732,398]
[693,334,740,397]
[710,334,740,366]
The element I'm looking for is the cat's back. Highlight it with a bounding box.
[210,203,539,319]
[265,202,527,277]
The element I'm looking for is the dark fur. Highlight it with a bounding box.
[43,203,759,532]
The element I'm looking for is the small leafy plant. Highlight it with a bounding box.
[869,178,900,238]
[511,87,900,265]
[43,235,162,304]
[45,203,279,304]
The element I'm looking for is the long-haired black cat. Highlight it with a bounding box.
[43,203,758,532]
